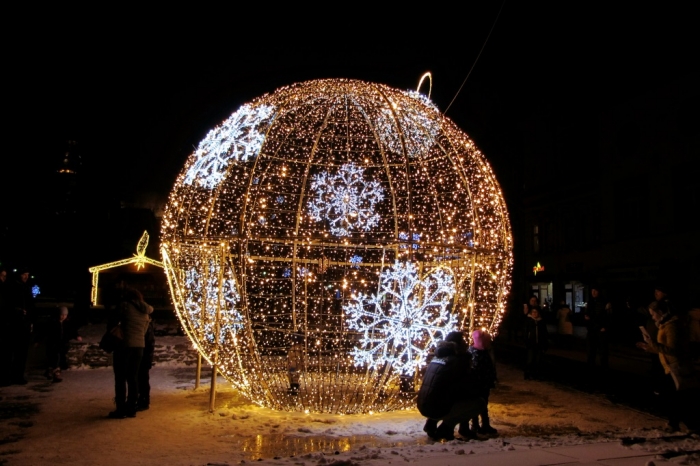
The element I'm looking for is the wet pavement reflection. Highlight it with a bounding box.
[219,433,431,459]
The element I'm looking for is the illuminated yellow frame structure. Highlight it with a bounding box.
[88,231,164,306]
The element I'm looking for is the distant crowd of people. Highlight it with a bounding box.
[0,266,46,386]
[512,282,700,434]
[414,280,699,441]
[0,267,156,419]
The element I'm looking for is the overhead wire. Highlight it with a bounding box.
[444,0,507,115]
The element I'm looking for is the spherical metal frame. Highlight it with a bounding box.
[161,78,513,414]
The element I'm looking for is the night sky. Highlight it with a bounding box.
[7,3,696,202]
[2,3,697,286]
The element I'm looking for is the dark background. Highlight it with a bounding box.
[2,2,698,305]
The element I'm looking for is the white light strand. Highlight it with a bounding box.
[184,259,243,344]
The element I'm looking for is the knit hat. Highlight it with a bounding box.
[444,331,465,344]
[444,331,468,353]
[471,329,492,350]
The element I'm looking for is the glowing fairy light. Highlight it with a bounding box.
[371,89,441,159]
[161,78,513,415]
[345,260,457,376]
[184,259,243,344]
[308,163,384,237]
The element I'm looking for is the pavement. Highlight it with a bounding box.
[492,323,670,418]
[6,317,700,465]
[364,436,700,466]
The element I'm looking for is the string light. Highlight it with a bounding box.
[88,231,163,306]
[161,78,513,414]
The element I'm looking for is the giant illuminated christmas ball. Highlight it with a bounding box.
[161,78,513,414]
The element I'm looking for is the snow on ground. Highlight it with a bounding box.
[1,323,699,465]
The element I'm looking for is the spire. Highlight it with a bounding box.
[57,140,81,175]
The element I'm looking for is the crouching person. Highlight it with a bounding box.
[417,332,486,441]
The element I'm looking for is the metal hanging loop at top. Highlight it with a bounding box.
[416,72,432,99]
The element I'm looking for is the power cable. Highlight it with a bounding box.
[444,0,507,115]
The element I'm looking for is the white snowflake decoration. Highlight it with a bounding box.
[399,232,421,249]
[183,104,275,189]
[308,163,384,237]
[184,259,243,344]
[373,93,441,159]
[349,255,363,268]
[344,260,457,376]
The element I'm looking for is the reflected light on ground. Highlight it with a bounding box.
[218,433,430,459]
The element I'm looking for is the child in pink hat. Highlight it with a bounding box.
[467,329,498,436]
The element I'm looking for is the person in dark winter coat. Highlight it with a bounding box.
[467,329,498,436]
[108,287,153,419]
[2,268,35,385]
[44,306,82,383]
[637,300,700,432]
[136,318,155,410]
[584,286,612,371]
[417,332,486,441]
[0,268,13,386]
[524,307,548,380]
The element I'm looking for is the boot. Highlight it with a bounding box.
[457,423,479,440]
[136,396,150,411]
[125,399,138,418]
[478,414,498,436]
[434,423,455,441]
[423,418,438,438]
[108,409,127,419]
[108,400,127,419]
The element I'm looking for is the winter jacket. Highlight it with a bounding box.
[417,341,471,419]
[647,314,700,391]
[468,346,496,394]
[689,309,700,343]
[584,297,610,335]
[525,314,548,351]
[556,307,574,335]
[45,319,80,355]
[119,299,153,348]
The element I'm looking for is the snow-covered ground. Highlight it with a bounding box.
[1,323,699,466]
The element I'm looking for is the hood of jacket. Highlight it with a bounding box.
[434,341,457,358]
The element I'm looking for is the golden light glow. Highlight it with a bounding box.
[416,72,432,99]
[161,78,513,414]
[88,231,164,305]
